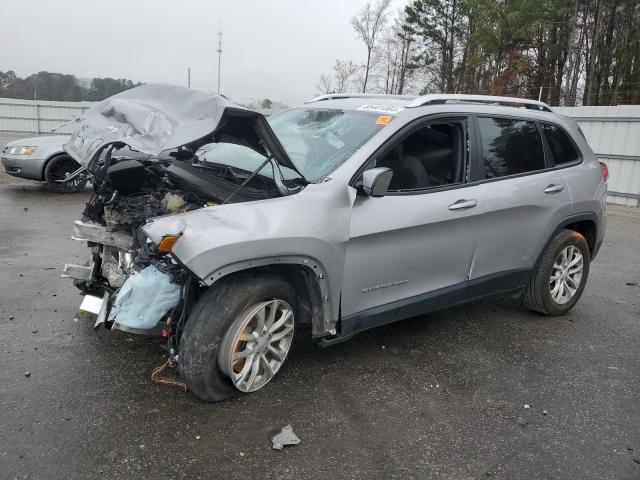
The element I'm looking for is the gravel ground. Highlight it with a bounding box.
[1,134,639,480]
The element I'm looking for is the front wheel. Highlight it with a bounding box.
[178,274,297,402]
[44,154,88,193]
[522,229,590,315]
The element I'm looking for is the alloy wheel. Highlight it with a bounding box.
[549,245,584,305]
[218,299,294,393]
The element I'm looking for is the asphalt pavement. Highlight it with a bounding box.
[1,135,639,479]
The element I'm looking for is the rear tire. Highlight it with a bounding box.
[178,273,297,402]
[44,154,88,193]
[522,229,590,315]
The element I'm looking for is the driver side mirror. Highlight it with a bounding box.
[361,167,393,197]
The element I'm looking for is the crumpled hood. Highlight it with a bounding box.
[63,83,301,176]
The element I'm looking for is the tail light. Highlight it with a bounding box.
[600,162,609,181]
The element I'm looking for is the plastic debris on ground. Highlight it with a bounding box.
[271,424,300,450]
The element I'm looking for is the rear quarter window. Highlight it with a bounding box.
[542,123,581,165]
[477,117,545,179]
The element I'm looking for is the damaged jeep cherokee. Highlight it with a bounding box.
[63,85,607,401]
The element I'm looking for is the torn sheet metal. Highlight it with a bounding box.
[72,220,134,251]
[271,425,300,450]
[62,263,93,281]
[63,83,302,177]
[108,265,181,331]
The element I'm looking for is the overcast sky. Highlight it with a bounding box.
[0,0,405,105]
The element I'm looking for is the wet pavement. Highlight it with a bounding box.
[1,136,640,479]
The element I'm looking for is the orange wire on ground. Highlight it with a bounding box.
[151,357,187,392]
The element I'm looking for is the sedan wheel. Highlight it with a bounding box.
[44,155,88,193]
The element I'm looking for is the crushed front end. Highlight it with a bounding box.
[64,158,207,338]
[61,83,303,359]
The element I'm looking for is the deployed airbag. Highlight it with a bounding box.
[108,265,181,330]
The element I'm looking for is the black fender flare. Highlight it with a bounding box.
[534,212,600,269]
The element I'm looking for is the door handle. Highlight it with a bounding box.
[449,199,478,211]
[544,184,565,194]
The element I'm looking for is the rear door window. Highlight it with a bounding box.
[477,117,545,179]
[542,123,580,165]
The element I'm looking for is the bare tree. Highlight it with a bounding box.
[334,59,361,92]
[374,11,416,94]
[351,0,392,93]
[316,74,334,94]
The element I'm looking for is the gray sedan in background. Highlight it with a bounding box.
[1,135,88,192]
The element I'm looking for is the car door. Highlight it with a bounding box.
[340,116,484,330]
[468,115,573,293]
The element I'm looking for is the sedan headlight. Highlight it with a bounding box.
[7,145,37,156]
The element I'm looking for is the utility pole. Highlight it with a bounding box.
[217,31,223,95]
[187,67,191,88]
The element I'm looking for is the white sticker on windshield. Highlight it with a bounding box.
[358,104,404,114]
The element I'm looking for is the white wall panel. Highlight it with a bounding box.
[555,105,640,206]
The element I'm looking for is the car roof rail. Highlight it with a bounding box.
[405,94,552,112]
[305,93,415,103]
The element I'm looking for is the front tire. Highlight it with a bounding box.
[178,273,297,402]
[44,154,88,193]
[522,229,590,315]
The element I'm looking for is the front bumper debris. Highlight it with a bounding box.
[62,263,93,281]
[77,292,110,328]
[72,220,134,251]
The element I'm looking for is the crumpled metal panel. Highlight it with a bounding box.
[63,83,301,175]
[143,180,357,334]
[72,220,134,251]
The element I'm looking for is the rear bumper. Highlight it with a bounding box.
[1,154,47,180]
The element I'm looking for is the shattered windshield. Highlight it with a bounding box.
[267,108,384,182]
[198,108,386,183]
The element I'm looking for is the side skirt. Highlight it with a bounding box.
[336,268,532,340]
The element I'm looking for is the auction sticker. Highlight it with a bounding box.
[358,104,404,114]
[375,115,393,125]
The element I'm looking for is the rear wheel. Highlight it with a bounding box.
[44,154,88,193]
[178,274,297,402]
[522,229,590,315]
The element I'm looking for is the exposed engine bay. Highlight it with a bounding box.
[66,146,293,341]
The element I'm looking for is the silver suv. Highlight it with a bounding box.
[63,85,607,401]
